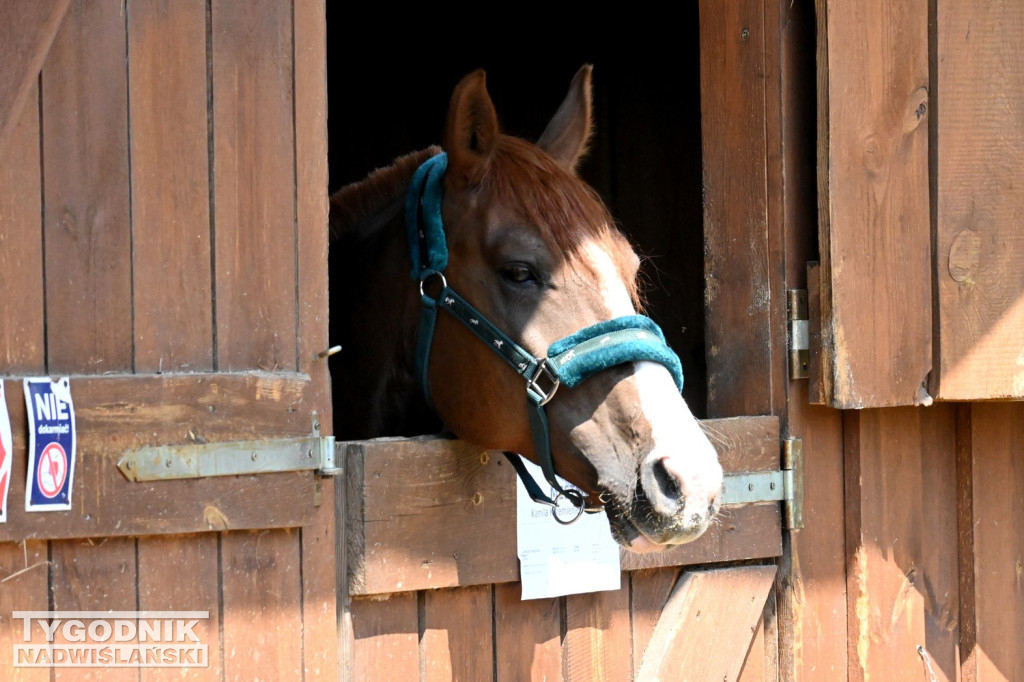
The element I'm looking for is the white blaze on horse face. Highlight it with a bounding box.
[581,240,723,546]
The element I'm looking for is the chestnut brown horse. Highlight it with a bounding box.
[329,66,722,552]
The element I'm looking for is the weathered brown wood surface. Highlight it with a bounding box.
[636,565,778,681]
[959,403,1024,682]
[933,0,1024,400]
[0,372,318,541]
[815,0,932,408]
[700,0,780,418]
[0,0,70,158]
[129,0,214,372]
[844,407,959,682]
[346,416,782,595]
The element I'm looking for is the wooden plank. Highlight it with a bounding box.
[776,383,848,682]
[220,529,303,679]
[347,417,782,595]
[844,407,959,682]
[0,81,47,680]
[962,403,1024,682]
[137,534,221,681]
[494,584,562,682]
[0,79,44,374]
[292,1,337,676]
[0,540,49,680]
[700,0,776,418]
[349,592,419,682]
[564,579,631,681]
[41,0,133,374]
[0,0,70,159]
[127,4,224,677]
[293,0,332,425]
[738,615,768,682]
[211,0,297,372]
[636,565,778,681]
[933,0,1024,399]
[49,537,138,682]
[0,372,318,540]
[815,0,932,408]
[630,568,681,679]
[128,0,214,372]
[423,585,494,682]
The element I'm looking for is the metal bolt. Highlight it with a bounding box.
[251,452,258,461]
[748,483,755,491]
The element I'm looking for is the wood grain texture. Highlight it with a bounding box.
[494,583,562,682]
[128,0,214,373]
[636,565,777,681]
[0,540,49,681]
[49,536,138,682]
[0,372,318,540]
[776,383,848,682]
[41,0,133,374]
[816,0,932,408]
[349,592,419,681]
[0,0,69,158]
[0,79,44,374]
[220,529,303,680]
[629,568,681,679]
[211,0,297,372]
[346,417,783,595]
[137,534,221,682]
[844,407,959,682]
[700,0,776,418]
[933,0,1024,399]
[564,580,631,681]
[961,403,1024,682]
[423,585,494,682]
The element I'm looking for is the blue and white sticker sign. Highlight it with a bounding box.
[0,380,13,522]
[24,378,76,512]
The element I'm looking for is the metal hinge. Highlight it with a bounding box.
[117,414,340,482]
[788,289,809,380]
[721,436,804,530]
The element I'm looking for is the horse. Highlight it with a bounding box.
[328,65,722,552]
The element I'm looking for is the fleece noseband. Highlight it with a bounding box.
[407,152,684,523]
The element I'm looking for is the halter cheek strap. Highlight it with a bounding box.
[408,152,685,522]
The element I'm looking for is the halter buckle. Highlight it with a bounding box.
[526,359,560,406]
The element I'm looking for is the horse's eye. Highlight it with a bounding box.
[500,263,537,285]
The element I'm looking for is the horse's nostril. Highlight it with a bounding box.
[651,457,682,502]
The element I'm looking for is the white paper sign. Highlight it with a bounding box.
[515,456,621,600]
[0,380,12,522]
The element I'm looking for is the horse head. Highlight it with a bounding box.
[330,66,722,552]
[417,66,723,551]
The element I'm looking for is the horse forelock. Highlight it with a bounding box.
[482,137,644,310]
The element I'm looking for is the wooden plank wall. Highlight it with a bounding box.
[0,1,335,679]
[933,0,1024,400]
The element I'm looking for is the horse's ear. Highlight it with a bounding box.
[537,65,593,171]
[444,69,499,185]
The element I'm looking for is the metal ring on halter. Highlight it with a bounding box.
[525,358,560,406]
[551,488,586,525]
[419,270,448,298]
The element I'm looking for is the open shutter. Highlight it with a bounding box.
[815,0,1024,408]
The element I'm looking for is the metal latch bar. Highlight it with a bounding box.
[118,435,338,482]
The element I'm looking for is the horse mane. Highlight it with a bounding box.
[329,146,442,240]
[329,139,644,309]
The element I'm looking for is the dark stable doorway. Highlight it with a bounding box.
[325,16,707,418]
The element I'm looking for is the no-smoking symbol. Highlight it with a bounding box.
[37,442,68,498]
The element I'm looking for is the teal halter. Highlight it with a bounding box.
[408,152,685,522]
